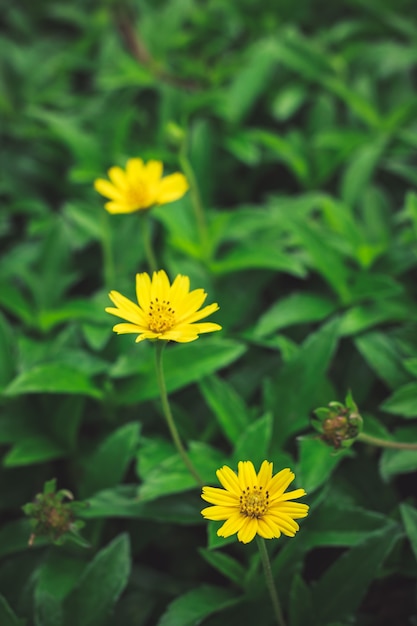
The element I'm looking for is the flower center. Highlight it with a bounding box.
[126,183,151,209]
[148,297,176,333]
[239,486,269,518]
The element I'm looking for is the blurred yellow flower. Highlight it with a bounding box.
[94,158,189,213]
[201,461,309,544]
[106,270,221,343]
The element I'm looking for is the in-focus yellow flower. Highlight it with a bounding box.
[201,461,309,544]
[106,270,222,343]
[94,158,189,213]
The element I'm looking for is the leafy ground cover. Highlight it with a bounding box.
[1,0,417,624]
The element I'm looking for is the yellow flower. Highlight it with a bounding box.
[106,270,222,343]
[201,461,309,544]
[94,158,189,213]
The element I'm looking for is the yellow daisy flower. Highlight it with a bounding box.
[201,461,309,544]
[106,270,222,343]
[94,158,189,213]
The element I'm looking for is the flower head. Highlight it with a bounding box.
[94,158,189,213]
[106,270,222,343]
[201,461,309,544]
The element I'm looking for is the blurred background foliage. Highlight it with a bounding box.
[1,0,417,624]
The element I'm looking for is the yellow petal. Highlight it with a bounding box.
[257,461,273,488]
[179,303,220,325]
[156,172,189,204]
[217,513,245,538]
[265,468,294,498]
[104,201,133,214]
[106,291,147,325]
[176,289,207,319]
[192,322,222,334]
[160,329,199,343]
[169,274,190,304]
[237,518,258,544]
[201,486,239,506]
[108,166,129,190]
[268,513,299,536]
[143,160,163,184]
[216,465,241,495]
[136,272,152,312]
[151,269,170,303]
[94,179,123,201]
[200,505,238,521]
[112,323,145,335]
[238,461,257,490]
[272,488,307,503]
[258,516,281,539]
[126,158,144,183]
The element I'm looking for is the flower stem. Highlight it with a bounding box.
[357,432,417,451]
[100,211,116,288]
[154,343,203,486]
[141,212,157,272]
[178,141,210,261]
[256,537,286,626]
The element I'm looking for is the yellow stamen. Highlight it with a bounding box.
[240,486,269,518]
[148,298,176,333]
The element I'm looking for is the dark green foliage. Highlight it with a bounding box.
[1,0,417,624]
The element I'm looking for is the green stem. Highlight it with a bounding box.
[100,211,116,289]
[141,212,158,272]
[154,343,203,486]
[358,432,417,451]
[178,141,210,261]
[256,537,286,626]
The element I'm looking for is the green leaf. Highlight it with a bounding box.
[380,382,417,417]
[222,39,278,123]
[3,363,102,399]
[341,137,388,208]
[34,591,63,626]
[157,585,241,626]
[0,313,16,388]
[0,519,48,558]
[0,281,33,326]
[112,338,246,405]
[210,240,305,276]
[3,436,66,467]
[271,84,307,121]
[297,437,351,493]
[289,575,315,626]
[304,503,393,548]
[82,486,200,525]
[63,534,131,626]
[400,503,417,563]
[0,595,25,626]
[355,331,410,389]
[36,551,87,602]
[252,292,336,338]
[232,413,278,468]
[137,442,225,502]
[286,218,351,302]
[271,318,340,446]
[198,549,246,588]
[80,423,141,497]
[380,448,417,481]
[340,301,413,336]
[313,525,401,623]
[38,299,106,332]
[199,375,250,444]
